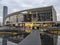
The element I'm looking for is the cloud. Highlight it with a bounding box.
[0,16,3,22]
[1,0,60,14]
[0,0,60,21]
[11,9,19,12]
[0,16,3,19]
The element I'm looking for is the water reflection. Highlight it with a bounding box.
[0,36,60,45]
[0,38,17,45]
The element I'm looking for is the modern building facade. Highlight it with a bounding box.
[5,6,57,25]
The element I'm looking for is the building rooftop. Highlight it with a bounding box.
[6,6,54,18]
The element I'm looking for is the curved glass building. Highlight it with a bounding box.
[5,6,57,25]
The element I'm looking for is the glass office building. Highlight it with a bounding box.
[5,6,57,25]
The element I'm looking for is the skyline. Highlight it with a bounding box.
[0,0,60,22]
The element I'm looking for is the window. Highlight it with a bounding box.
[24,14,32,22]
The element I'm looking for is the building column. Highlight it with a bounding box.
[36,12,38,21]
[2,35,7,45]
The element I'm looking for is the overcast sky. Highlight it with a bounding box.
[0,0,60,22]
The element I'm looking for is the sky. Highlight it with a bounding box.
[0,0,60,22]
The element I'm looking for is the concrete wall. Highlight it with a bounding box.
[52,6,57,22]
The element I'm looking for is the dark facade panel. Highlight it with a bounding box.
[24,14,32,22]
[38,11,52,21]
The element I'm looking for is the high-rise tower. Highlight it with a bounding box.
[3,6,8,25]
